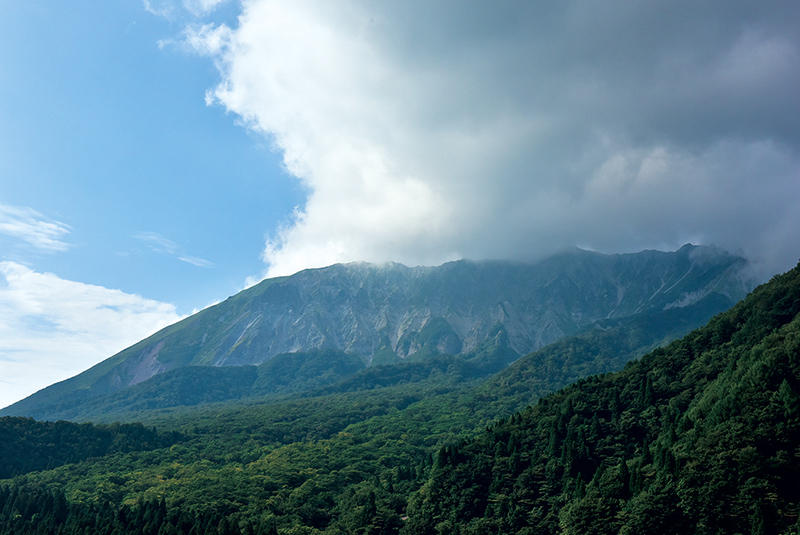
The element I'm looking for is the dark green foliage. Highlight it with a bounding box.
[462,292,733,423]
[0,261,771,535]
[0,418,181,478]
[69,365,260,418]
[0,485,241,535]
[404,262,800,534]
[312,327,520,397]
[253,349,366,393]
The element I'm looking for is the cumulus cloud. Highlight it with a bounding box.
[191,0,800,278]
[134,231,214,267]
[0,203,71,252]
[0,262,182,409]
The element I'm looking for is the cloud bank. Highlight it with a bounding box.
[193,1,799,278]
[0,262,181,409]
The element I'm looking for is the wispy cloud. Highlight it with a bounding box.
[142,0,175,18]
[0,262,182,409]
[183,22,231,56]
[143,0,229,19]
[134,231,214,268]
[178,255,214,268]
[183,0,230,16]
[0,203,71,252]
[134,231,180,254]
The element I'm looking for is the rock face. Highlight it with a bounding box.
[1,245,751,418]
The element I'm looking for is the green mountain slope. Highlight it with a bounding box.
[32,291,729,423]
[0,275,748,534]
[1,245,750,421]
[403,263,800,535]
[26,350,366,422]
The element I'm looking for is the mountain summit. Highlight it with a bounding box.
[2,245,751,419]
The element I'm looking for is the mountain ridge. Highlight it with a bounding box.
[33,291,732,423]
[1,245,751,419]
[0,257,796,534]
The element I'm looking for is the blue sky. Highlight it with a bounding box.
[1,1,302,312]
[0,1,306,406]
[1,0,798,407]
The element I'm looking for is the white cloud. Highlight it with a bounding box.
[178,255,214,267]
[134,231,214,268]
[134,231,180,254]
[0,203,71,252]
[143,0,230,19]
[183,23,232,56]
[191,1,800,278]
[0,262,182,409]
[183,0,230,17]
[143,0,176,18]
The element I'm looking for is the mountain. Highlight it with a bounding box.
[1,244,750,420]
[39,350,366,422]
[3,260,797,534]
[20,293,727,423]
[403,262,800,535]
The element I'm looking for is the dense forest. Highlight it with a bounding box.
[0,263,798,534]
[0,419,181,479]
[405,263,800,534]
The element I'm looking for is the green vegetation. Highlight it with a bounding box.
[404,263,800,534]
[5,258,795,534]
[0,418,181,479]
[9,350,366,422]
[0,285,743,534]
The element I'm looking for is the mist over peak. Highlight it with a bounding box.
[189,0,799,279]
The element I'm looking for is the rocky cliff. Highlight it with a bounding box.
[1,244,751,418]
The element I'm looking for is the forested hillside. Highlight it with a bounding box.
[404,263,800,534]
[2,261,796,534]
[0,295,727,534]
[0,418,181,479]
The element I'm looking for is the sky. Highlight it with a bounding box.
[1,0,799,408]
